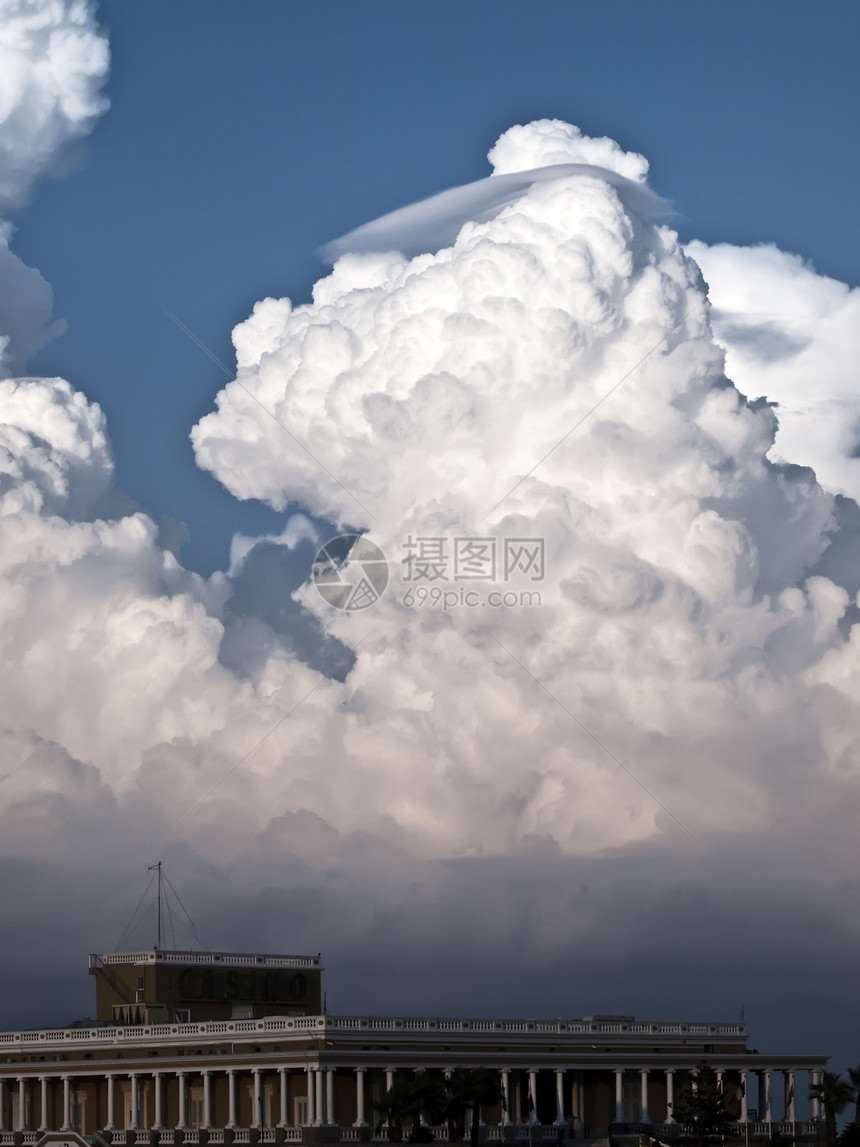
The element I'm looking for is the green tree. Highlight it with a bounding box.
[809,1072,856,1147]
[671,1065,736,1147]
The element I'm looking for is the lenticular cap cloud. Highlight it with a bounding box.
[320,163,674,263]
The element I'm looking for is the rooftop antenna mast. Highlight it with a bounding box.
[148,861,162,950]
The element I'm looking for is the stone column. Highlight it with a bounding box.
[153,1073,164,1130]
[0,1078,7,1132]
[386,1069,395,1093]
[129,1075,139,1132]
[279,1068,290,1128]
[740,1071,748,1123]
[528,1070,538,1124]
[665,1070,674,1124]
[326,1069,335,1126]
[16,1077,26,1132]
[614,1070,623,1123]
[106,1074,116,1131]
[227,1070,237,1129]
[810,1070,821,1122]
[253,1069,263,1129]
[764,1070,772,1125]
[39,1077,49,1132]
[354,1068,367,1128]
[786,1071,796,1124]
[202,1071,212,1130]
[573,1073,587,1128]
[314,1069,323,1127]
[555,1069,565,1126]
[500,1070,511,1126]
[306,1068,316,1127]
[63,1076,73,1132]
[640,1070,649,1123]
[177,1071,187,1130]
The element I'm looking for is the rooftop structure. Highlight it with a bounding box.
[0,948,829,1147]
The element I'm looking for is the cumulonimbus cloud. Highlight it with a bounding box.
[3,109,860,1074]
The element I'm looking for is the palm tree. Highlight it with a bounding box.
[809,1071,855,1147]
[445,1068,505,1146]
[373,1078,424,1143]
[847,1067,860,1128]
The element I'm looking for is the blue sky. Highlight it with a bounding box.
[13,0,860,573]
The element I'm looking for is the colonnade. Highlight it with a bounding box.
[0,1065,824,1135]
[608,1066,819,1126]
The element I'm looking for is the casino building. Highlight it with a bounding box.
[0,947,828,1147]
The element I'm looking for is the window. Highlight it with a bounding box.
[175,1009,190,1023]
[294,1097,308,1127]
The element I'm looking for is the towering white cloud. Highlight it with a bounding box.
[3,111,860,1073]
[191,120,855,860]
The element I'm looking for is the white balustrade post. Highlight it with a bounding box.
[279,1068,290,1128]
[354,1067,367,1127]
[202,1070,211,1130]
[665,1070,675,1124]
[153,1073,163,1130]
[315,1069,323,1127]
[555,1069,566,1126]
[106,1073,116,1131]
[177,1071,187,1129]
[501,1070,511,1126]
[62,1076,73,1131]
[640,1070,649,1123]
[740,1071,748,1123]
[39,1076,49,1131]
[227,1070,237,1129]
[306,1068,315,1127]
[614,1070,623,1123]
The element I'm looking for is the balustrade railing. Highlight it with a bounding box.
[0,1121,825,1146]
[0,1014,747,1049]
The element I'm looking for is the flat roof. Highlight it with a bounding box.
[89,949,321,970]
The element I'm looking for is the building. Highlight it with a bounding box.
[0,947,828,1146]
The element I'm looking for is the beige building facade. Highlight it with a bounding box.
[0,949,829,1146]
